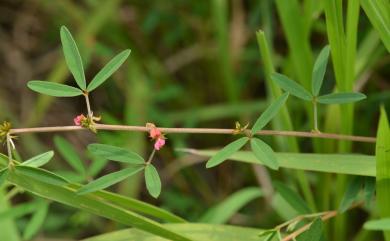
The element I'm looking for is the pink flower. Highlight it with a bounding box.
[149,127,161,139]
[154,138,165,150]
[73,114,86,126]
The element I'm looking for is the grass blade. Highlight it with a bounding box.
[60,26,86,90]
[271,73,312,101]
[54,136,86,175]
[317,92,366,104]
[14,166,69,186]
[312,45,330,96]
[27,81,83,97]
[22,151,54,168]
[87,49,131,92]
[145,164,161,198]
[250,138,279,170]
[23,202,49,240]
[364,218,390,231]
[88,143,145,165]
[205,137,249,168]
[274,181,311,214]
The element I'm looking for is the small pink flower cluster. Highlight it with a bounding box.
[73,114,86,126]
[148,124,166,151]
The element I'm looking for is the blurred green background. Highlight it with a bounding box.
[0,0,389,240]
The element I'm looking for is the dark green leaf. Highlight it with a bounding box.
[339,176,363,213]
[206,137,249,168]
[274,181,311,214]
[22,151,54,167]
[27,81,83,97]
[317,92,366,104]
[23,202,49,240]
[250,138,279,170]
[77,166,144,195]
[312,45,330,96]
[364,177,376,207]
[87,49,131,92]
[271,73,312,101]
[364,218,390,231]
[0,168,8,187]
[60,26,86,89]
[297,218,323,241]
[251,92,289,134]
[15,166,68,186]
[145,164,161,198]
[88,143,145,165]
[54,136,85,175]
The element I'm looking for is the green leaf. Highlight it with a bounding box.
[364,177,376,207]
[181,149,376,176]
[77,166,144,195]
[312,45,330,96]
[22,151,54,167]
[364,218,390,231]
[54,136,86,175]
[273,181,311,214]
[27,81,83,97]
[23,202,49,240]
[339,176,363,213]
[88,143,145,165]
[199,187,263,224]
[0,201,41,221]
[297,218,323,241]
[251,92,289,134]
[60,26,86,90]
[0,168,8,187]
[145,164,161,198]
[206,137,249,168]
[87,49,131,92]
[271,73,312,101]
[14,166,69,186]
[250,138,279,170]
[317,92,366,104]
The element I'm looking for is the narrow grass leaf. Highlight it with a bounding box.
[317,92,366,104]
[60,26,86,90]
[22,151,54,168]
[339,176,363,213]
[15,166,69,186]
[88,143,145,165]
[364,218,390,231]
[87,49,131,92]
[206,137,249,168]
[274,181,311,214]
[271,73,312,101]
[145,164,161,198]
[199,187,263,224]
[77,166,144,195]
[27,81,83,97]
[251,92,289,134]
[0,168,8,187]
[312,45,330,96]
[54,136,85,175]
[297,218,323,241]
[23,202,49,240]
[250,138,279,170]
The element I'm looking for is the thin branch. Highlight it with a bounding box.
[9,124,376,143]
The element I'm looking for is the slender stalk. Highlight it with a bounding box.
[146,149,157,165]
[8,124,376,143]
[313,99,319,132]
[6,134,12,164]
[84,92,93,118]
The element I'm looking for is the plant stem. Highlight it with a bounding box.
[9,124,376,143]
[146,149,156,165]
[313,99,319,132]
[84,92,93,118]
[6,134,12,164]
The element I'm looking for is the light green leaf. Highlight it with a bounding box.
[0,201,41,221]
[317,92,366,104]
[271,73,312,101]
[181,149,376,176]
[27,81,83,97]
[312,45,330,96]
[23,202,49,240]
[145,164,161,198]
[0,168,8,187]
[251,92,289,134]
[88,143,145,165]
[199,187,263,224]
[54,136,85,175]
[87,49,131,92]
[22,151,54,168]
[339,176,363,213]
[250,138,279,170]
[77,166,144,195]
[274,181,311,214]
[14,166,69,186]
[60,26,86,90]
[206,137,249,168]
[364,218,390,231]
[297,218,323,241]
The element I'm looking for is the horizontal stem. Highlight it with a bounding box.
[8,124,376,143]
